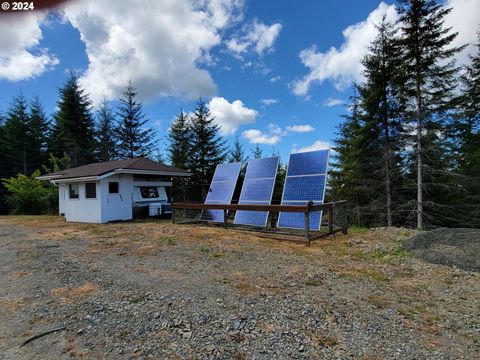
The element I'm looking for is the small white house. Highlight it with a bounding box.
[37,158,190,223]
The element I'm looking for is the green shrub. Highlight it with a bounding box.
[2,170,58,214]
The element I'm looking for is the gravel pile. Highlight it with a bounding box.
[403,228,480,272]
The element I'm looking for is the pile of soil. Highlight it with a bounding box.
[403,228,480,272]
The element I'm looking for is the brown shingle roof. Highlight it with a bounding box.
[39,158,189,180]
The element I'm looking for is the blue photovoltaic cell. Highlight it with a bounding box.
[239,178,276,202]
[287,150,329,176]
[277,201,322,230]
[234,157,279,226]
[201,162,241,222]
[278,149,329,230]
[282,175,326,202]
[234,201,270,227]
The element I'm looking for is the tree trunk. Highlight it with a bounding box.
[416,82,424,230]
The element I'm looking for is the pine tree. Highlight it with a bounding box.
[168,109,191,169]
[116,83,155,159]
[330,90,368,226]
[451,34,480,227]
[2,93,30,175]
[398,0,464,229]
[50,73,96,167]
[229,135,246,163]
[95,98,118,162]
[357,17,404,226]
[251,143,263,159]
[188,98,226,189]
[28,96,50,172]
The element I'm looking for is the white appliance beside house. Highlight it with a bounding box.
[38,158,190,224]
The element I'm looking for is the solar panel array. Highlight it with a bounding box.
[277,149,329,230]
[234,157,279,226]
[201,162,242,222]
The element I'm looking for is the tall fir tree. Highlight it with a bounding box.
[229,135,246,163]
[95,98,118,162]
[188,98,226,190]
[28,96,50,173]
[251,143,263,159]
[168,109,191,169]
[116,83,155,159]
[398,0,464,228]
[356,17,405,226]
[50,73,96,167]
[2,94,30,175]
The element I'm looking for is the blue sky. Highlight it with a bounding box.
[0,0,478,162]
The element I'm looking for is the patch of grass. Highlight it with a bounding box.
[210,252,224,258]
[353,250,369,260]
[372,245,411,260]
[200,247,211,254]
[368,295,391,309]
[312,335,338,348]
[304,278,321,286]
[360,268,390,283]
[156,237,176,246]
[348,226,369,234]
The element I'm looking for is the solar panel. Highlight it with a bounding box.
[277,149,329,230]
[234,157,279,227]
[201,162,242,222]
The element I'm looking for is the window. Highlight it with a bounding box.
[69,183,79,199]
[85,183,96,199]
[109,182,119,194]
[140,187,159,198]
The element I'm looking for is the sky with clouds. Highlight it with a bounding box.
[0,0,478,162]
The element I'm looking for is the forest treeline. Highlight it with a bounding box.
[0,0,478,228]
[330,0,480,228]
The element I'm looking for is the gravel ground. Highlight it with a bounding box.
[403,228,480,272]
[0,217,479,359]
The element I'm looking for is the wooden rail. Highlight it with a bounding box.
[171,201,348,246]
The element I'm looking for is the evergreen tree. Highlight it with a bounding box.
[116,83,155,159]
[95,98,118,162]
[251,143,263,159]
[50,73,96,167]
[357,17,405,226]
[168,109,191,169]
[28,96,50,172]
[229,135,246,163]
[398,0,464,228]
[2,93,30,175]
[450,34,480,227]
[188,98,226,189]
[330,90,368,226]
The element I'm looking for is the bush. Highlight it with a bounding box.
[2,170,58,215]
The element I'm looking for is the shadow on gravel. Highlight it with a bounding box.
[403,228,480,272]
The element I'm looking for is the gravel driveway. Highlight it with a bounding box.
[0,217,478,359]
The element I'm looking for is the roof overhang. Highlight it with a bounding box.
[36,168,190,183]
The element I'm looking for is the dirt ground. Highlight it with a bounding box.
[0,216,478,359]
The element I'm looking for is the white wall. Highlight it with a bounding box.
[100,174,133,223]
[58,183,66,215]
[62,181,102,223]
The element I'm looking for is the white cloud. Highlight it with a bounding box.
[226,19,282,56]
[260,98,278,106]
[62,0,244,103]
[286,124,314,133]
[292,2,398,96]
[292,0,480,98]
[323,97,344,107]
[242,129,280,145]
[242,123,315,144]
[269,75,281,82]
[0,13,59,81]
[444,0,480,66]
[293,140,331,153]
[208,96,257,135]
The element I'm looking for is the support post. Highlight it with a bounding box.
[223,208,228,229]
[304,210,310,247]
[328,205,333,234]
